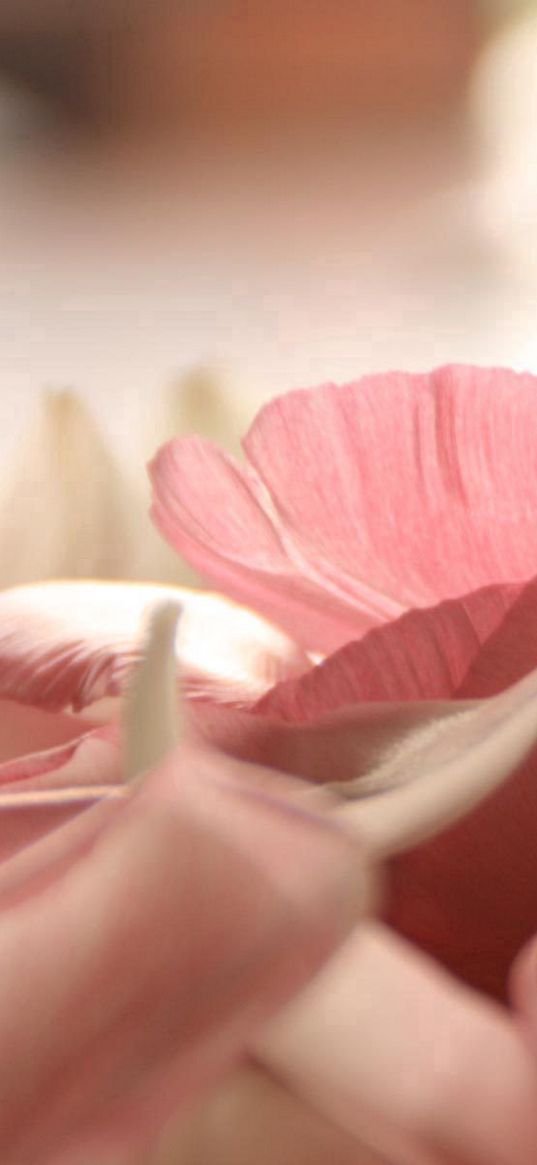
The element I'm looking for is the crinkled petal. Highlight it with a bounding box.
[0,582,308,713]
[246,367,537,628]
[259,923,537,1165]
[256,583,522,718]
[151,367,537,651]
[456,575,537,696]
[149,439,376,651]
[0,742,364,1163]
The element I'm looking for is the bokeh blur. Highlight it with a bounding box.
[0,0,536,585]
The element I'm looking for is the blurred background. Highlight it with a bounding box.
[1,0,537,584]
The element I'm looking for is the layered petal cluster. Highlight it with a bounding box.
[5,366,537,1163]
[145,365,537,1158]
[0,585,364,1164]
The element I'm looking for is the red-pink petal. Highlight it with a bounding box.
[256,583,522,718]
[0,742,363,1163]
[386,736,537,998]
[456,576,537,697]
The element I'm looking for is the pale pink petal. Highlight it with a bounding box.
[0,698,92,764]
[152,1064,382,1165]
[151,367,537,651]
[0,786,120,866]
[149,439,376,651]
[256,583,522,718]
[0,722,121,862]
[260,923,537,1165]
[508,936,537,1058]
[0,722,120,792]
[0,582,308,713]
[246,367,537,623]
[0,742,363,1163]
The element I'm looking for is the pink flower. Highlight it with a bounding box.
[4,365,537,1162]
[0,586,363,1163]
[143,364,537,1161]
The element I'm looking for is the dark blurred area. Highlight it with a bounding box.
[0,1,481,130]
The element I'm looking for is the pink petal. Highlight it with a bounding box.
[189,697,460,786]
[0,582,307,713]
[509,936,537,1060]
[199,663,537,1001]
[152,1064,381,1165]
[0,720,121,863]
[260,924,537,1165]
[149,440,365,652]
[0,698,92,764]
[246,367,537,625]
[0,785,120,867]
[0,721,120,792]
[152,367,537,651]
[0,742,363,1163]
[456,575,537,696]
[256,583,522,718]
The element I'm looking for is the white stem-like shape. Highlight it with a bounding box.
[123,601,182,783]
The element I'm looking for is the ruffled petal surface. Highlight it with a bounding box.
[0,742,363,1164]
[151,367,537,651]
[0,582,308,714]
[255,583,523,718]
[149,439,366,652]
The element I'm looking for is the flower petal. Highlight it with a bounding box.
[259,923,537,1165]
[256,583,522,717]
[0,698,92,765]
[0,742,364,1163]
[0,721,121,862]
[246,367,537,626]
[153,1064,381,1165]
[149,438,375,651]
[0,582,308,713]
[335,662,537,857]
[456,575,537,697]
[0,785,120,866]
[204,663,537,1000]
[152,367,537,651]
